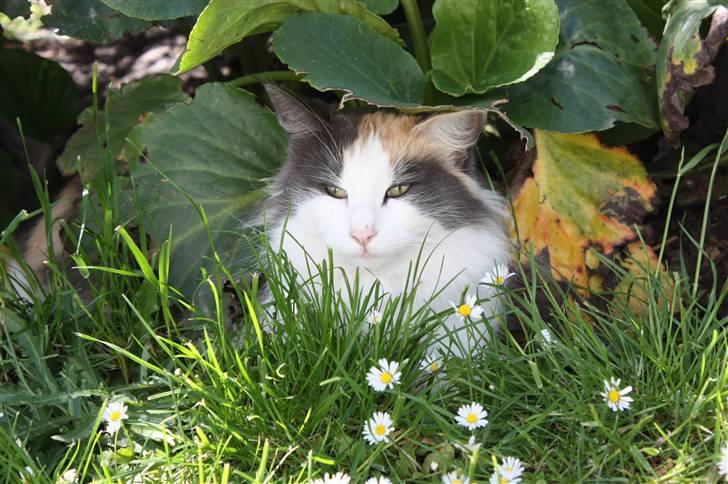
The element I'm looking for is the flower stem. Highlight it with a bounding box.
[401,0,433,104]
[228,70,302,88]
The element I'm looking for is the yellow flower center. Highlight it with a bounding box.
[374,424,386,436]
[380,372,393,384]
[453,480,463,484]
[430,362,440,372]
[608,389,620,403]
[495,275,504,285]
[499,476,509,484]
[458,304,471,317]
[466,413,478,424]
[110,410,122,422]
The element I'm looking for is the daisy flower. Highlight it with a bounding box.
[58,468,78,484]
[480,264,515,286]
[540,328,554,347]
[311,472,351,484]
[718,443,728,479]
[367,309,383,325]
[420,355,443,373]
[363,411,394,445]
[442,471,469,484]
[365,477,392,484]
[455,402,488,430]
[600,377,633,412]
[450,294,484,320]
[102,400,129,434]
[366,359,401,392]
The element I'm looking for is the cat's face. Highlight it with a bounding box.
[265,85,507,268]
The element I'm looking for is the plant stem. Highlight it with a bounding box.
[228,70,302,88]
[401,0,433,104]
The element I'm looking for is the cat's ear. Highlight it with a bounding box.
[415,110,484,156]
[264,83,327,138]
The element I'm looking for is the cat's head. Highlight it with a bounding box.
[264,84,508,265]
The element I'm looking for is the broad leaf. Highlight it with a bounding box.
[610,242,674,316]
[512,131,656,288]
[99,0,207,20]
[272,12,424,107]
[501,0,659,133]
[430,0,559,96]
[656,0,728,145]
[0,49,78,143]
[44,0,148,43]
[626,0,669,40]
[177,0,402,74]
[57,75,188,183]
[127,84,285,301]
[0,0,30,17]
[360,0,398,15]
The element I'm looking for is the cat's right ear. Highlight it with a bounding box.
[264,83,326,139]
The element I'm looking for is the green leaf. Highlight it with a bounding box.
[501,0,660,133]
[656,0,728,145]
[359,0,398,15]
[430,0,559,96]
[272,12,424,107]
[626,0,669,40]
[127,84,285,300]
[99,0,208,20]
[0,0,30,18]
[177,0,402,74]
[44,0,148,43]
[0,49,78,142]
[56,75,189,183]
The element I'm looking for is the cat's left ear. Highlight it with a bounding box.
[414,110,484,161]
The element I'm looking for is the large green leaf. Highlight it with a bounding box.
[127,84,285,300]
[57,75,188,183]
[0,49,78,143]
[44,0,148,43]
[626,0,669,39]
[177,0,402,74]
[272,12,424,107]
[359,0,398,15]
[656,0,728,145]
[99,0,208,20]
[430,0,559,96]
[501,0,659,133]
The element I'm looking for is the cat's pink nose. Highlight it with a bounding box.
[350,226,377,247]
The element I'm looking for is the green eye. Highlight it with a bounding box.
[325,185,348,199]
[386,184,411,198]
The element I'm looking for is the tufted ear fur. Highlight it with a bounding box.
[414,110,485,159]
[263,83,329,139]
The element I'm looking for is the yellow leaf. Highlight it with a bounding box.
[512,130,656,288]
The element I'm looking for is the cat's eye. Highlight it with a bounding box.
[386,184,411,198]
[325,185,348,199]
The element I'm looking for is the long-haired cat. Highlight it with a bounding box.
[264,85,512,355]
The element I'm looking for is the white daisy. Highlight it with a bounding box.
[540,328,554,346]
[480,264,515,286]
[450,294,484,321]
[600,378,633,412]
[442,471,469,484]
[365,477,392,484]
[310,472,351,484]
[454,402,488,430]
[718,443,728,479]
[368,310,383,325]
[489,471,521,484]
[58,469,78,484]
[363,411,394,445]
[499,456,525,480]
[420,355,443,373]
[366,359,401,392]
[102,400,129,434]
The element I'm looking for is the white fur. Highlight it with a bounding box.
[269,134,511,355]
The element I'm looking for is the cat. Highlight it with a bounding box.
[263,85,513,355]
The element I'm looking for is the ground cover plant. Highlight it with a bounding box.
[0,0,727,481]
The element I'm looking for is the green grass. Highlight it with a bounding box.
[1,141,727,483]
